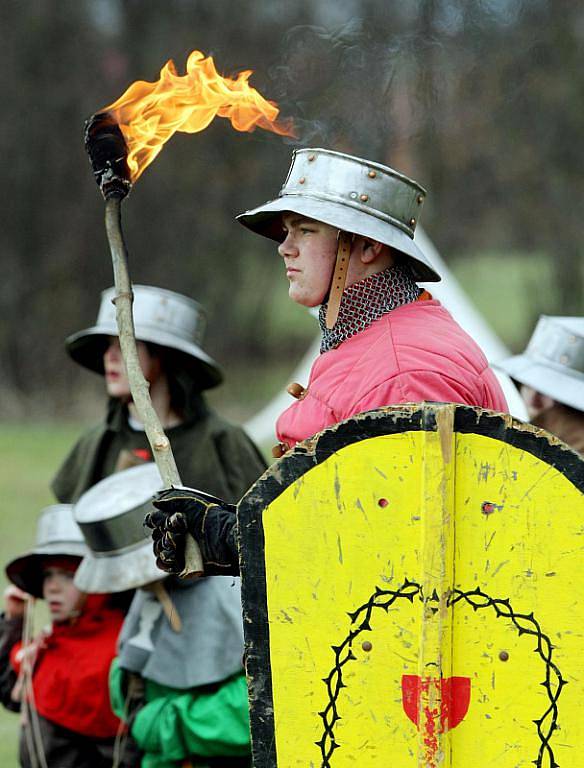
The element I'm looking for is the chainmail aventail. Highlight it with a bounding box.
[319,264,421,352]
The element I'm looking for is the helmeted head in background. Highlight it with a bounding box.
[494,316,584,452]
[6,505,88,622]
[6,505,87,599]
[65,285,223,391]
[495,316,584,415]
[74,462,165,594]
[238,148,440,273]
[75,463,247,693]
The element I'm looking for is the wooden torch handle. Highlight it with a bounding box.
[104,197,204,577]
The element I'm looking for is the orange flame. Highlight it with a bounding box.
[103,50,295,182]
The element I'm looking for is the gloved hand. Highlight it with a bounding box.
[84,111,132,199]
[145,487,240,576]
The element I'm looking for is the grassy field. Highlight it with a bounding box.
[450,249,555,352]
[0,425,85,591]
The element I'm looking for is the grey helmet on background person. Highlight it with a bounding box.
[237,147,440,283]
[6,505,87,598]
[65,285,223,390]
[74,462,247,694]
[74,463,165,594]
[494,316,584,414]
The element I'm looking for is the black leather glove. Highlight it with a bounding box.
[145,487,240,576]
[84,111,132,199]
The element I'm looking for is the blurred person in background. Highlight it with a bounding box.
[49,284,263,765]
[0,505,128,768]
[51,284,265,503]
[74,464,251,768]
[494,315,584,454]
[146,148,508,574]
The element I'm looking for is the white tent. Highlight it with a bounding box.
[244,228,526,445]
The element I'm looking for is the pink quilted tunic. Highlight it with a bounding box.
[276,299,508,449]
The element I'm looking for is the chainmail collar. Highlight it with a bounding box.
[319,264,421,352]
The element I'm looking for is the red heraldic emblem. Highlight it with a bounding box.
[401,675,471,732]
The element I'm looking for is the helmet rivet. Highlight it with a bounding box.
[417,194,424,204]
[560,354,569,364]
[308,154,316,162]
[368,170,377,179]
[360,194,369,202]
[350,191,358,199]
[409,217,416,227]
[298,177,306,184]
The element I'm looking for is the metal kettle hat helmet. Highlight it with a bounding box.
[74,463,166,594]
[65,285,223,390]
[237,147,440,282]
[494,316,584,412]
[6,505,88,598]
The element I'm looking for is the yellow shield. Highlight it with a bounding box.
[238,404,584,767]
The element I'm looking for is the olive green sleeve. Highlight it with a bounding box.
[214,426,267,503]
[50,422,109,503]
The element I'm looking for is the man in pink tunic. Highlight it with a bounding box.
[147,148,507,573]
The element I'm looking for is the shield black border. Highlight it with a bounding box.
[237,403,584,767]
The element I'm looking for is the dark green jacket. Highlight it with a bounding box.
[52,395,266,505]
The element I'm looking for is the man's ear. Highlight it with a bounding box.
[358,238,385,264]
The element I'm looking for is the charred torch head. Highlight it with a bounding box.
[84,112,132,200]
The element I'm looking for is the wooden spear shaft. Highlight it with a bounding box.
[104,196,203,576]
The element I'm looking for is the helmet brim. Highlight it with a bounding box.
[6,548,86,599]
[74,543,165,593]
[237,195,440,283]
[493,355,584,412]
[65,326,223,390]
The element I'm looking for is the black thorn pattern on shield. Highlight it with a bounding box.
[317,580,422,766]
[449,588,564,768]
[318,582,563,767]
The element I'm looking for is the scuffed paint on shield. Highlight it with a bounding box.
[238,404,584,767]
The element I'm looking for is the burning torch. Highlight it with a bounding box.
[84,50,294,576]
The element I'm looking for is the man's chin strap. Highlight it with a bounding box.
[325,230,353,329]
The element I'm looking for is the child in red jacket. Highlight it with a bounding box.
[0,504,131,768]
